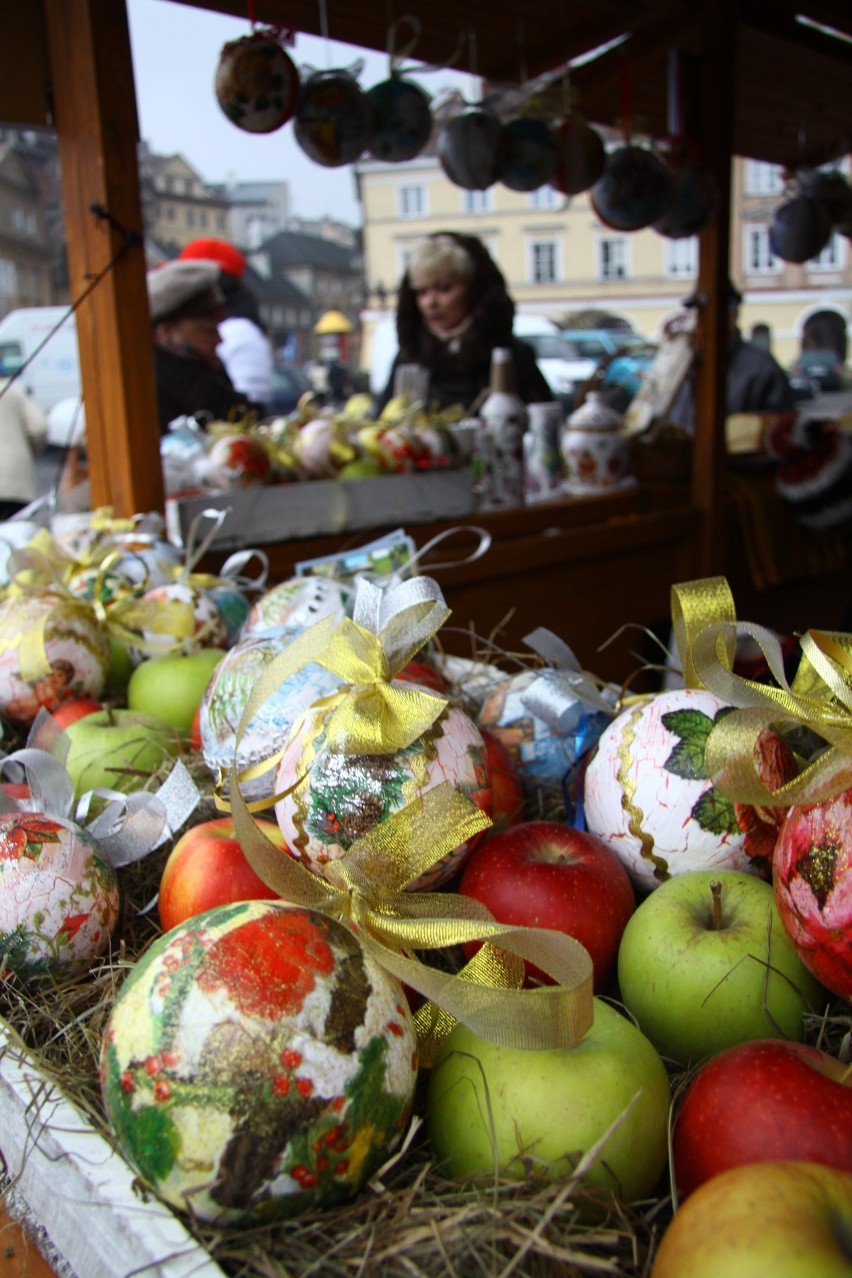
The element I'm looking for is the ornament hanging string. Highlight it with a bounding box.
[619,49,633,143]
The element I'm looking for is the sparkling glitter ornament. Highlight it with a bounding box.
[100,901,418,1225]
[275,693,491,890]
[772,786,852,999]
[583,688,793,891]
[0,813,118,977]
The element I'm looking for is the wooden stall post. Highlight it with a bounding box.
[43,0,164,518]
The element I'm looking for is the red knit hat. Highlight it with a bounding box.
[179,238,246,278]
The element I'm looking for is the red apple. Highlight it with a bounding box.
[158,815,289,931]
[458,820,635,991]
[672,1039,852,1199]
[481,727,524,830]
[30,696,104,752]
[773,785,852,999]
[396,659,451,693]
[189,703,202,754]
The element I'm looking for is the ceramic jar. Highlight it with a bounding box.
[561,391,631,493]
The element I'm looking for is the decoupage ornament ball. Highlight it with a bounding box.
[134,581,229,660]
[0,813,118,977]
[768,195,833,264]
[437,107,504,190]
[477,668,612,796]
[551,114,606,196]
[772,786,851,999]
[652,161,719,238]
[293,69,372,168]
[199,630,343,804]
[100,901,418,1225]
[583,688,794,891]
[0,594,110,727]
[204,432,274,490]
[499,117,558,193]
[367,76,433,163]
[591,144,673,231]
[214,30,300,134]
[275,693,491,890]
[241,575,351,640]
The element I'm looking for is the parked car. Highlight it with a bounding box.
[513,315,592,407]
[266,361,312,416]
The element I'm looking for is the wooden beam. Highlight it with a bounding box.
[690,2,736,576]
[43,0,163,518]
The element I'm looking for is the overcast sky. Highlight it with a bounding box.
[126,0,469,226]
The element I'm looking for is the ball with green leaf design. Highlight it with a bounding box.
[582,688,793,891]
[99,901,417,1225]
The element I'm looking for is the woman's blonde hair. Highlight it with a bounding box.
[406,235,475,290]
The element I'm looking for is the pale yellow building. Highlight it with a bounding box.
[356,151,851,377]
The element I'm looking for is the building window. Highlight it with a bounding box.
[529,239,559,284]
[665,237,698,279]
[399,184,426,218]
[529,186,559,211]
[186,210,195,227]
[165,205,175,221]
[199,210,208,228]
[463,189,494,214]
[598,236,629,281]
[216,213,226,230]
[809,232,846,272]
[0,259,15,300]
[744,224,781,274]
[744,161,785,196]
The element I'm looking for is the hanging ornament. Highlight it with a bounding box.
[591,145,673,231]
[551,113,606,196]
[500,117,558,192]
[437,105,505,190]
[652,141,719,239]
[294,65,373,168]
[214,27,300,134]
[768,194,833,263]
[367,75,433,163]
[797,167,852,234]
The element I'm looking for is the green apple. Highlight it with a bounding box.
[651,1160,852,1278]
[126,647,224,732]
[59,708,180,798]
[617,869,826,1068]
[427,998,670,1208]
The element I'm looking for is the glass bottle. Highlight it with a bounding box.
[478,347,527,506]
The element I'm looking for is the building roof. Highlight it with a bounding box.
[262,229,362,275]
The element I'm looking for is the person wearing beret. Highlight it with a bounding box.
[148,259,263,432]
[375,231,553,415]
[178,238,274,411]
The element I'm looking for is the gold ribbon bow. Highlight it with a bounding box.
[230,776,594,1066]
[671,576,852,805]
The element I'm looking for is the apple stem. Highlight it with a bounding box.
[710,879,722,930]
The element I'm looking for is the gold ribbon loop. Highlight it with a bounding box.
[670,576,736,689]
[672,577,852,806]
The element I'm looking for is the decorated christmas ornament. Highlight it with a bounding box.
[276,693,491,890]
[437,106,504,190]
[214,28,300,134]
[551,114,606,196]
[241,575,352,640]
[200,630,342,803]
[499,117,558,193]
[478,666,611,796]
[367,75,433,162]
[591,144,673,232]
[204,431,275,490]
[583,688,795,891]
[0,594,110,727]
[652,153,719,239]
[797,167,852,227]
[0,812,118,977]
[772,786,851,999]
[134,581,229,659]
[293,68,372,168]
[100,901,418,1225]
[769,194,833,263]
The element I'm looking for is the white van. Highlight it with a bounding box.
[0,307,81,415]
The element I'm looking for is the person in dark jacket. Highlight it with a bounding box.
[376,231,553,414]
[148,259,263,432]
